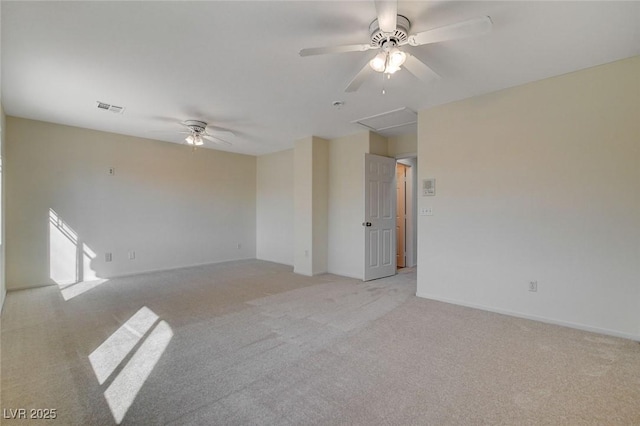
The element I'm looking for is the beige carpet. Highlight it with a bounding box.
[1,259,639,425]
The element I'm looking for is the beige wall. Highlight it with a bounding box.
[259,131,392,278]
[311,138,329,275]
[6,117,256,289]
[327,132,369,278]
[256,149,294,266]
[0,103,5,308]
[293,137,313,275]
[369,132,388,156]
[293,136,329,276]
[327,131,392,279]
[388,133,417,157]
[417,56,640,339]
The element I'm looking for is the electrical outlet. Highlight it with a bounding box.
[128,251,135,260]
[420,207,433,216]
[108,167,115,176]
[528,281,538,292]
[105,252,112,262]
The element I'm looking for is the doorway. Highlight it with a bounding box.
[396,157,417,268]
[396,163,408,268]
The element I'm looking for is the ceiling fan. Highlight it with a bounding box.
[153,120,234,147]
[299,0,492,92]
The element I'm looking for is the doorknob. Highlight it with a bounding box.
[362,222,372,227]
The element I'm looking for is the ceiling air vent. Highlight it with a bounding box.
[96,101,125,114]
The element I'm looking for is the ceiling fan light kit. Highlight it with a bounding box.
[185,133,204,146]
[183,120,206,146]
[299,0,493,92]
[150,119,235,148]
[369,42,406,74]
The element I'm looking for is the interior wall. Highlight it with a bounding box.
[388,133,417,157]
[311,137,329,275]
[0,103,5,309]
[327,131,392,279]
[369,132,388,156]
[293,136,330,276]
[293,137,313,275]
[417,56,640,339]
[259,132,387,278]
[256,149,294,266]
[5,117,257,290]
[327,132,370,279]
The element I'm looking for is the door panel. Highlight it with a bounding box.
[383,229,393,266]
[369,230,379,267]
[369,182,379,218]
[364,153,397,281]
[382,182,392,218]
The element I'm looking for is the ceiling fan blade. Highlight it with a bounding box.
[203,134,232,146]
[345,62,375,93]
[375,0,398,33]
[299,44,373,57]
[147,130,191,135]
[403,54,440,83]
[205,126,236,137]
[408,16,493,46]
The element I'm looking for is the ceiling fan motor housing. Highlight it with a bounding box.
[369,15,410,47]
[183,120,208,134]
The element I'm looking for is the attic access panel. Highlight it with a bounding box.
[354,107,417,136]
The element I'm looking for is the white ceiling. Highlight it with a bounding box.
[2,1,639,156]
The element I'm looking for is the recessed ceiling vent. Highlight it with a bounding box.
[354,107,417,136]
[96,101,125,114]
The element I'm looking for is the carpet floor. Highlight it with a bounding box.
[1,259,639,425]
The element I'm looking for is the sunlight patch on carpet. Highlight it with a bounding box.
[88,306,173,424]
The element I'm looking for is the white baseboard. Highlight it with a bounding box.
[416,292,640,342]
[255,256,293,268]
[8,257,258,290]
[326,270,363,280]
[104,256,258,280]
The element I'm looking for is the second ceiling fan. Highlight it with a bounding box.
[299,0,492,92]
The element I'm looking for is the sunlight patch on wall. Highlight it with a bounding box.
[89,306,173,424]
[49,209,104,300]
[82,243,98,281]
[49,209,79,285]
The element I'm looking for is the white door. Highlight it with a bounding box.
[364,153,397,281]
